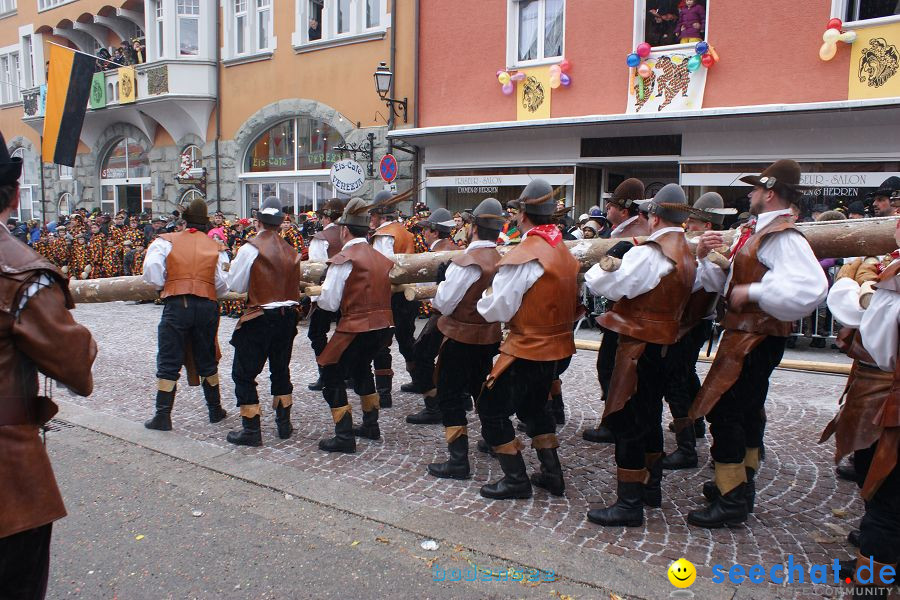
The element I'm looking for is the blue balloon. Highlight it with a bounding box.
[626,53,641,68]
[695,41,709,55]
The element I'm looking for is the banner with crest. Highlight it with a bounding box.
[626,51,708,114]
[848,21,900,100]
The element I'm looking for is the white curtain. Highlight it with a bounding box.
[518,0,539,61]
[544,0,564,58]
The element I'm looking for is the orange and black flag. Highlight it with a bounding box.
[42,44,94,168]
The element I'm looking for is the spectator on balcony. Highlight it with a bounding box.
[676,0,705,44]
[132,39,145,65]
[96,48,112,72]
[646,0,679,47]
[112,46,128,66]
[309,17,322,41]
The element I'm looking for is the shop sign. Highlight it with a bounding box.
[681,172,900,187]
[330,159,365,194]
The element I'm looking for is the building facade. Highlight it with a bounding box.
[0,0,416,223]
[397,0,900,216]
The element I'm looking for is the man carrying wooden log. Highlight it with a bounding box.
[223,197,302,447]
[316,198,394,453]
[406,208,460,425]
[369,190,418,409]
[306,199,346,392]
[660,192,734,471]
[142,198,230,431]
[475,179,580,500]
[823,220,900,595]
[583,184,696,527]
[689,160,828,528]
[426,199,505,479]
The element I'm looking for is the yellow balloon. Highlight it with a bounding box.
[819,42,837,61]
[498,72,510,85]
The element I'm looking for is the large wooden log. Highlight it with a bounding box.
[69,217,898,303]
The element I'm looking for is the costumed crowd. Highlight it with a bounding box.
[3,127,900,598]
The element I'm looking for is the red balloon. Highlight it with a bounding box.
[827,17,843,30]
[701,53,715,68]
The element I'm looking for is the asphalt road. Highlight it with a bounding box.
[46,423,596,600]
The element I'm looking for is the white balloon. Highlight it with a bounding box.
[819,42,837,61]
[822,28,841,43]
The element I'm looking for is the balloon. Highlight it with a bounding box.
[549,75,561,89]
[695,41,709,55]
[636,42,652,58]
[841,31,857,43]
[560,73,571,86]
[502,82,514,95]
[701,53,715,68]
[559,59,571,73]
[549,65,561,77]
[498,71,510,85]
[687,55,701,72]
[637,63,652,78]
[823,28,840,43]
[819,41,837,61]
[827,18,843,30]
[626,53,641,68]
[511,71,526,81]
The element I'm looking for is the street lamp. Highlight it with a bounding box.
[373,61,407,124]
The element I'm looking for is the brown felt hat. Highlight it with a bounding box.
[739,160,811,198]
[608,178,645,209]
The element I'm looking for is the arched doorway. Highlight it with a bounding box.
[99,137,151,215]
[240,116,350,216]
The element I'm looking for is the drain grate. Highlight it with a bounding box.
[45,419,76,432]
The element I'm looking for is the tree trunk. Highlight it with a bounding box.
[68,217,898,303]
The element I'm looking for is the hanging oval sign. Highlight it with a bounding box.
[330,159,365,194]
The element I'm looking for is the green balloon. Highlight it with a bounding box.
[687,55,702,72]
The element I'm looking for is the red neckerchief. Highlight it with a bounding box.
[876,249,900,274]
[728,219,757,259]
[527,224,563,247]
[188,228,197,233]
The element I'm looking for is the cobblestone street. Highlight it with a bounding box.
[66,301,863,596]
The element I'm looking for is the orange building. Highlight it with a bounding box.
[395,0,900,216]
[0,0,416,223]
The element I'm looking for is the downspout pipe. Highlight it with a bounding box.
[214,0,222,212]
[388,0,396,156]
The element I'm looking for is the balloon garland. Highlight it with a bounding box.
[819,18,857,61]
[497,59,572,95]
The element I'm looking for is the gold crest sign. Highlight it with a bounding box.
[516,67,551,121]
[848,22,900,100]
[118,66,136,104]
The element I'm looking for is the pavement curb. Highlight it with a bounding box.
[56,399,745,600]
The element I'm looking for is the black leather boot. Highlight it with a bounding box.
[308,367,324,391]
[643,453,664,508]
[352,407,381,440]
[662,424,698,470]
[375,374,392,408]
[689,483,749,528]
[480,451,532,500]
[427,435,471,480]
[226,415,262,447]
[406,393,442,424]
[202,378,227,423]
[702,467,756,513]
[530,448,565,496]
[476,438,496,456]
[587,472,646,527]
[400,380,428,393]
[319,412,356,453]
[583,423,615,444]
[274,404,294,440]
[694,418,706,438]
[145,385,176,431]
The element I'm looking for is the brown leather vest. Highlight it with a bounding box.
[431,238,457,252]
[721,216,795,337]
[438,246,502,345]
[331,241,394,333]
[598,231,697,345]
[500,235,579,361]
[612,216,651,240]
[160,231,220,301]
[313,225,343,259]
[376,221,416,254]
[247,230,302,307]
[679,290,718,338]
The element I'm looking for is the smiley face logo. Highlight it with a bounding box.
[668,558,696,588]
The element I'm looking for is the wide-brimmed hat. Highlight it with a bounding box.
[607,179,645,209]
[257,196,285,225]
[0,133,23,186]
[369,188,415,216]
[646,184,692,225]
[873,176,900,199]
[509,179,556,216]
[423,207,456,233]
[846,200,866,215]
[337,197,373,228]
[471,198,505,231]
[690,192,736,225]
[739,160,811,198]
[182,198,209,227]
[317,199,346,219]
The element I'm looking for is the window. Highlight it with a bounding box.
[509,0,564,66]
[841,0,900,23]
[235,0,248,54]
[177,0,200,56]
[101,138,150,180]
[182,144,203,169]
[59,164,73,180]
[58,192,71,216]
[11,148,37,222]
[296,0,386,46]
[0,0,15,15]
[639,0,708,49]
[180,188,204,204]
[38,0,73,11]
[257,0,271,51]
[0,49,21,104]
[245,117,346,173]
[20,34,33,88]
[156,1,165,57]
